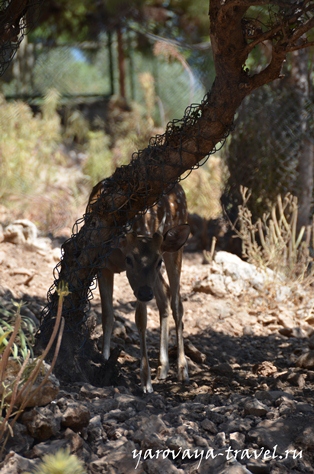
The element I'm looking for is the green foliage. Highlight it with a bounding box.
[0,301,36,360]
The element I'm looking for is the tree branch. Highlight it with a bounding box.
[289,16,314,46]
[245,24,283,54]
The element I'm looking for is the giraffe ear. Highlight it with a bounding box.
[161,225,190,253]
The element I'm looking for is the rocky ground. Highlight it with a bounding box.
[1,219,314,473]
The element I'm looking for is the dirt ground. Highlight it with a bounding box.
[1,231,314,473]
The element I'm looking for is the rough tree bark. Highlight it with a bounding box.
[37,0,314,383]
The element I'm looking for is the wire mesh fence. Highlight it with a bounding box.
[223,84,314,222]
[0,29,212,126]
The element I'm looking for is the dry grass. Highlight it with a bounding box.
[235,186,314,285]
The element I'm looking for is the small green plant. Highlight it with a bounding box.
[0,301,36,360]
[30,448,86,474]
[235,186,314,283]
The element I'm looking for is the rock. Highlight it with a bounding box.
[201,418,218,434]
[193,251,278,297]
[27,440,63,461]
[58,399,90,431]
[89,440,138,474]
[85,415,105,443]
[275,285,291,303]
[286,372,306,389]
[229,432,246,450]
[133,414,170,447]
[3,219,37,245]
[27,428,85,459]
[295,350,314,369]
[184,340,207,363]
[144,456,185,474]
[165,434,191,452]
[3,422,34,456]
[243,398,268,417]
[114,393,147,412]
[0,452,38,474]
[277,310,295,328]
[194,273,227,297]
[21,406,62,441]
[255,391,294,403]
[214,251,275,290]
[253,361,277,376]
[223,463,255,473]
[0,359,59,408]
[211,362,234,377]
[248,414,314,453]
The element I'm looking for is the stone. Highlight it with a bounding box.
[221,463,255,473]
[59,399,90,431]
[229,432,246,450]
[255,391,294,403]
[295,350,314,369]
[3,422,34,456]
[86,415,105,443]
[0,359,59,408]
[253,361,277,376]
[0,452,38,474]
[211,362,234,377]
[144,457,185,474]
[89,440,138,474]
[201,418,218,434]
[3,219,37,245]
[194,273,227,297]
[243,398,269,417]
[133,414,170,446]
[248,415,314,454]
[166,435,191,452]
[21,406,61,441]
[28,428,85,459]
[80,383,115,399]
[214,251,274,290]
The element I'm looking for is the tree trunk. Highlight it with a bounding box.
[107,30,115,96]
[117,26,126,99]
[290,49,314,232]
